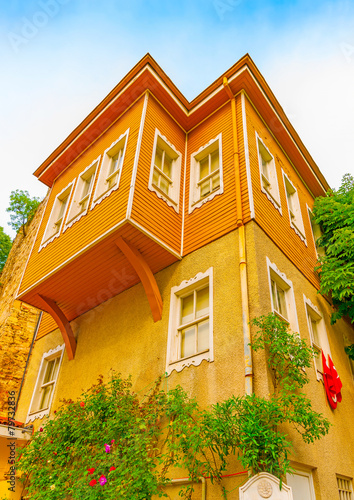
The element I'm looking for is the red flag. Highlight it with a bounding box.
[322,352,342,409]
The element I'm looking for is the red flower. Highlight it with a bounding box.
[89,479,97,487]
[80,402,85,408]
[39,427,43,432]
[111,439,115,444]
[53,452,57,455]
[87,468,95,475]
[109,466,116,472]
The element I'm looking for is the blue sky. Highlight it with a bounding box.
[1,0,354,237]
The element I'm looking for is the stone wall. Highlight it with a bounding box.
[0,195,47,415]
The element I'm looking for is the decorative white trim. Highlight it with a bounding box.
[240,472,292,499]
[166,268,214,375]
[241,92,255,219]
[256,132,282,215]
[282,169,307,245]
[39,181,75,251]
[181,133,187,255]
[26,344,64,423]
[126,92,149,219]
[91,129,129,210]
[189,133,223,213]
[64,156,101,231]
[266,257,299,333]
[148,128,182,212]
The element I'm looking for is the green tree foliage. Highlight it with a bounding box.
[313,174,354,358]
[17,315,329,499]
[6,190,41,236]
[0,226,12,272]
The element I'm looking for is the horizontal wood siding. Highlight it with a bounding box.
[245,96,320,288]
[183,103,238,255]
[19,98,145,295]
[130,94,184,253]
[36,312,58,340]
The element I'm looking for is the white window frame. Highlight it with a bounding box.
[256,133,281,213]
[307,206,325,259]
[303,295,331,381]
[91,129,129,209]
[40,181,75,250]
[267,257,299,332]
[148,129,182,212]
[286,468,316,500]
[189,134,223,213]
[282,170,306,243]
[26,344,64,423]
[64,156,100,230]
[337,475,354,500]
[166,268,214,374]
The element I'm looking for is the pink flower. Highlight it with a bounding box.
[104,444,111,453]
[99,475,107,485]
[89,479,97,486]
[111,439,115,444]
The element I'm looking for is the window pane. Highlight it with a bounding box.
[160,176,170,195]
[181,326,195,358]
[181,293,194,325]
[153,169,159,186]
[40,384,53,410]
[277,287,287,319]
[57,195,68,221]
[155,146,163,169]
[196,287,209,318]
[200,180,210,198]
[43,358,58,384]
[107,173,118,189]
[310,318,320,346]
[210,150,219,172]
[212,172,220,191]
[163,152,173,178]
[199,156,209,180]
[197,320,209,352]
[261,156,269,178]
[271,279,278,311]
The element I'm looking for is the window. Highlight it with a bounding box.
[286,469,316,500]
[148,130,182,211]
[27,344,64,422]
[189,134,223,212]
[65,157,100,228]
[166,268,214,374]
[283,171,306,242]
[267,257,299,331]
[92,129,129,207]
[304,296,331,380]
[308,207,325,259]
[337,475,353,500]
[40,181,74,248]
[256,134,281,211]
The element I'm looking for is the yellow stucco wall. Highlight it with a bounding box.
[246,221,354,500]
[14,223,354,499]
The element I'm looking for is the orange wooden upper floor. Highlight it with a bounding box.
[17,54,329,329]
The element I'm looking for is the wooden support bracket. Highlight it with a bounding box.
[115,237,162,322]
[36,294,77,360]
